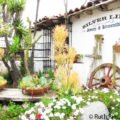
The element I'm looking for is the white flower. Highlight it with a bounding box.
[35,102,45,107]
[60,113,65,119]
[114,90,119,95]
[109,118,113,120]
[86,102,90,105]
[54,112,61,117]
[22,104,29,109]
[71,96,83,104]
[67,102,71,106]
[35,102,41,106]
[25,108,34,115]
[39,102,45,107]
[117,98,120,102]
[42,115,50,120]
[76,97,83,104]
[91,96,95,99]
[94,90,98,93]
[49,113,54,117]
[92,87,96,90]
[102,88,109,93]
[53,99,57,102]
[71,104,76,110]
[44,108,51,114]
[110,96,113,99]
[74,110,79,116]
[20,115,28,120]
[62,106,66,109]
[111,107,114,110]
[38,108,42,113]
[68,116,74,120]
[79,108,84,114]
[88,98,91,101]
[48,103,54,107]
[71,96,77,99]
[30,113,35,120]
[54,105,61,109]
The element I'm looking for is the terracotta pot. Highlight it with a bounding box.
[74,54,81,63]
[113,45,120,53]
[22,87,49,96]
[0,83,6,90]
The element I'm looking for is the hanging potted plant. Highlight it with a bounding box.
[113,43,120,53]
[74,54,83,63]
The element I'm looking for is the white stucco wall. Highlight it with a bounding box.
[71,1,120,85]
[33,31,44,72]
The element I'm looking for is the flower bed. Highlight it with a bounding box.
[0,88,120,120]
[19,89,120,120]
[0,88,118,120]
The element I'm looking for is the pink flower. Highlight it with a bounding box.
[32,74,37,78]
[3,105,8,110]
[44,74,49,78]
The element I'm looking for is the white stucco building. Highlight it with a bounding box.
[1,0,120,87]
[33,0,120,86]
[70,0,120,85]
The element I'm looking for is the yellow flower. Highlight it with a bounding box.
[55,66,67,82]
[0,48,4,60]
[55,54,67,65]
[68,72,81,94]
[67,48,76,63]
[53,25,68,48]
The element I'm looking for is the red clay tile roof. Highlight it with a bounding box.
[34,0,115,30]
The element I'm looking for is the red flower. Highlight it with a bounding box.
[36,114,42,120]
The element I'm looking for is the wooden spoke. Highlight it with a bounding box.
[110,69,117,78]
[115,84,120,88]
[93,77,101,81]
[88,63,120,89]
[92,82,101,87]
[107,67,111,77]
[102,67,106,76]
[113,77,120,80]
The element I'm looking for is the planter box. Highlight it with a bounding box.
[22,87,49,96]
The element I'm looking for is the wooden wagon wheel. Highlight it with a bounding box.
[88,63,120,89]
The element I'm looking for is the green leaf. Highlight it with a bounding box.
[7,0,25,14]
[10,36,21,54]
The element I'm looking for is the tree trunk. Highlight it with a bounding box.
[24,49,31,75]
[2,4,22,87]
[10,58,22,87]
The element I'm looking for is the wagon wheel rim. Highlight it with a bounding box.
[88,63,120,89]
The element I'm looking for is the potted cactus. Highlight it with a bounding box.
[19,74,53,96]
